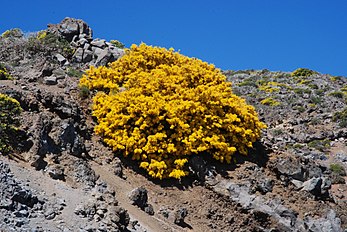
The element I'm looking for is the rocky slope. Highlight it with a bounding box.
[0,18,346,232]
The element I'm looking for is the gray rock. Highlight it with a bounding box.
[91,39,106,48]
[129,187,149,209]
[302,177,322,195]
[83,43,91,51]
[44,76,57,85]
[275,158,304,181]
[290,179,303,189]
[46,164,65,180]
[256,178,274,194]
[144,204,154,216]
[54,54,67,65]
[72,48,84,63]
[174,208,188,225]
[304,210,342,232]
[72,160,98,187]
[48,17,93,42]
[94,48,112,67]
[188,156,207,180]
[52,69,66,80]
[77,38,88,47]
[82,49,93,63]
[44,208,56,220]
[109,47,125,60]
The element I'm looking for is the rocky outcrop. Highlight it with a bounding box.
[48,17,124,67]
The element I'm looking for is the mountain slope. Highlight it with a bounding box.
[0,18,346,232]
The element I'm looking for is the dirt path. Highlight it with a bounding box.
[2,158,92,231]
[90,161,186,232]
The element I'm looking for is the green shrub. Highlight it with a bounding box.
[333,108,347,127]
[26,31,74,58]
[294,106,305,113]
[0,93,22,155]
[67,67,83,78]
[310,96,322,104]
[260,97,281,106]
[1,28,23,38]
[79,85,90,99]
[308,139,331,152]
[237,79,258,87]
[330,163,346,176]
[80,43,266,179]
[293,88,311,95]
[308,83,319,89]
[110,40,125,49]
[291,68,316,77]
[329,91,345,99]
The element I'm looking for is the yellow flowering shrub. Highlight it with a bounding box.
[80,43,266,179]
[0,93,22,155]
[0,63,11,80]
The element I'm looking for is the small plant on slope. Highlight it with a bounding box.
[0,94,22,155]
[80,43,266,179]
[291,68,316,77]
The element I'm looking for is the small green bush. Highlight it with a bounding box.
[1,28,23,38]
[291,68,316,77]
[260,97,281,106]
[67,67,83,78]
[79,85,90,99]
[333,108,347,127]
[26,31,74,58]
[0,93,22,155]
[330,163,346,176]
[329,91,344,99]
[308,139,331,152]
[310,96,322,105]
[110,40,125,49]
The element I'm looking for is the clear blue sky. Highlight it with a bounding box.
[1,0,347,76]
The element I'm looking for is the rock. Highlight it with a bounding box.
[174,208,188,225]
[12,189,38,208]
[71,160,98,187]
[275,157,304,181]
[72,48,84,63]
[158,207,170,218]
[112,161,123,178]
[94,48,112,67]
[48,17,93,42]
[44,208,56,220]
[44,76,57,85]
[54,54,67,65]
[91,39,106,48]
[128,187,149,209]
[46,164,65,180]
[82,49,93,63]
[290,179,303,189]
[144,204,154,216]
[41,65,53,77]
[188,156,207,180]
[304,209,342,232]
[302,177,323,196]
[52,69,66,80]
[77,37,88,47]
[109,47,125,60]
[256,178,274,194]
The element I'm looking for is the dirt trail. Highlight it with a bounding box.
[2,158,92,231]
[91,161,186,232]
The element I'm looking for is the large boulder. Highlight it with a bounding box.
[48,17,92,42]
